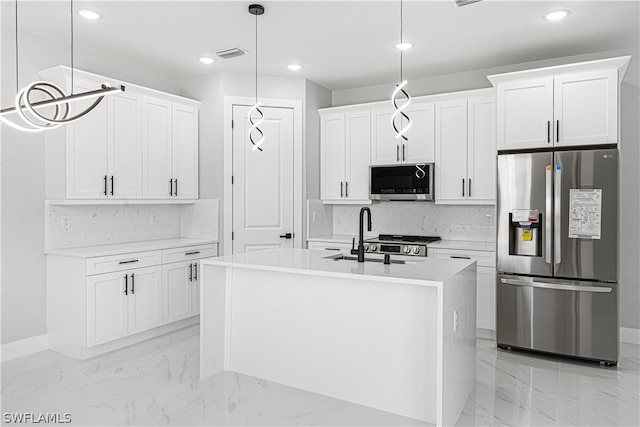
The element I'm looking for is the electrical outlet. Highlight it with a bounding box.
[484,214,493,226]
[312,211,318,223]
[150,213,158,225]
[61,215,71,230]
[453,310,459,332]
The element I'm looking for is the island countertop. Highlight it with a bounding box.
[200,247,474,287]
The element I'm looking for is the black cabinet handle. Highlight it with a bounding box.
[450,255,471,260]
[131,273,135,294]
[103,175,108,196]
[469,178,472,198]
[279,233,293,239]
[110,176,114,196]
[194,263,198,281]
[189,263,193,281]
[462,179,465,197]
[118,259,139,265]
[402,144,406,161]
[185,251,201,255]
[547,121,551,143]
[124,274,128,295]
[396,145,400,162]
[175,179,178,196]
[169,179,173,196]
[556,120,560,143]
[345,182,349,198]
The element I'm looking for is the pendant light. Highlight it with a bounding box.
[391,0,412,142]
[0,0,124,133]
[247,4,265,152]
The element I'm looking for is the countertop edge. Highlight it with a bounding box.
[45,238,219,258]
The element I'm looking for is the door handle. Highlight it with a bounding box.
[547,121,551,144]
[468,178,472,198]
[545,165,552,264]
[402,144,406,161]
[194,263,198,281]
[554,164,562,264]
[396,145,400,162]
[124,274,128,295]
[345,181,349,198]
[279,233,293,239]
[556,120,560,143]
[110,176,114,196]
[340,182,343,198]
[501,278,612,293]
[175,179,178,196]
[462,179,465,197]
[131,273,135,294]
[169,179,173,196]
[103,175,108,196]
[189,263,193,281]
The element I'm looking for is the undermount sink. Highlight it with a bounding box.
[324,253,410,265]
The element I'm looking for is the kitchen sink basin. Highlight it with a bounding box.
[324,253,411,264]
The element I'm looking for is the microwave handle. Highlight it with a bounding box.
[396,145,400,162]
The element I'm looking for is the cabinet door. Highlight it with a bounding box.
[66,78,108,199]
[162,261,193,324]
[191,262,200,316]
[497,78,553,150]
[172,103,199,199]
[404,101,435,164]
[371,108,401,165]
[345,110,371,201]
[320,113,346,200]
[554,69,618,147]
[468,96,496,203]
[108,91,141,199]
[477,266,496,331]
[142,96,172,198]
[127,266,163,335]
[87,271,128,347]
[435,99,468,202]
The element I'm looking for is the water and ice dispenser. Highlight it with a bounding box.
[508,209,542,257]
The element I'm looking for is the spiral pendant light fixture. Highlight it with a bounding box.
[390,0,412,141]
[0,0,124,133]
[247,4,265,152]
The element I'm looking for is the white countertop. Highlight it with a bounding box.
[308,235,495,252]
[307,234,359,244]
[201,247,475,288]
[45,238,218,258]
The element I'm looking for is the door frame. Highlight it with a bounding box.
[223,96,304,255]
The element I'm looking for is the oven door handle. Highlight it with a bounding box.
[500,278,612,293]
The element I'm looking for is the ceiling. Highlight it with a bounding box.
[1,0,639,91]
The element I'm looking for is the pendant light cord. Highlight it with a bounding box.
[255,12,258,103]
[400,0,403,83]
[15,0,19,93]
[70,0,74,94]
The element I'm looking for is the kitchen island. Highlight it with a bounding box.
[199,248,476,426]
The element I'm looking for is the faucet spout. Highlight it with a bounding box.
[353,207,372,262]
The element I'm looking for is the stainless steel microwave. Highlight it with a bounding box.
[370,163,435,201]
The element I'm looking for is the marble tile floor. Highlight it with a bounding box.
[1,326,638,426]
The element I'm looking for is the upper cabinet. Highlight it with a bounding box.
[435,90,496,205]
[320,109,371,204]
[40,66,200,203]
[371,100,435,165]
[488,56,630,151]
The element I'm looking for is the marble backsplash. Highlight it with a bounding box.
[332,202,496,241]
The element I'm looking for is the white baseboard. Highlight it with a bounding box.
[1,334,49,362]
[620,327,640,345]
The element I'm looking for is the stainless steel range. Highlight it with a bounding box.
[363,234,441,257]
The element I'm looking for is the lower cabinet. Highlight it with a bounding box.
[162,260,201,323]
[428,246,496,333]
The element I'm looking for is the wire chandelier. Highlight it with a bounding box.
[247,4,265,152]
[391,0,412,141]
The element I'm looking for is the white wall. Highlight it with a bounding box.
[0,28,180,344]
[332,48,640,331]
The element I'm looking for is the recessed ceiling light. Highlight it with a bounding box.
[395,42,414,51]
[78,10,102,20]
[544,9,570,21]
[287,64,303,71]
[198,56,215,64]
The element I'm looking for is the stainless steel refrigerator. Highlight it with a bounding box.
[496,148,618,365]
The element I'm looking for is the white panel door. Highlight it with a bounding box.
[468,96,496,203]
[554,69,618,147]
[162,261,192,324]
[66,79,108,199]
[404,101,435,164]
[232,105,295,254]
[320,113,346,201]
[172,103,199,199]
[497,78,553,150]
[371,108,401,165]
[127,266,163,335]
[436,99,468,202]
[108,91,141,199]
[142,96,172,198]
[345,111,370,201]
[86,271,128,347]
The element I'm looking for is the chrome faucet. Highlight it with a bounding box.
[351,207,372,262]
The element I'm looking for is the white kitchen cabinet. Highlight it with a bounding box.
[489,57,630,150]
[172,103,199,199]
[435,92,496,204]
[126,266,163,335]
[320,110,371,203]
[370,101,435,165]
[162,259,203,323]
[428,246,496,333]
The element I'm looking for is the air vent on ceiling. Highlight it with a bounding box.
[214,47,249,60]
[450,0,483,7]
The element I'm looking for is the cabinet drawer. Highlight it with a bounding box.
[307,241,352,253]
[86,250,162,276]
[429,248,496,268]
[162,244,217,264]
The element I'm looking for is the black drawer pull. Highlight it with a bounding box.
[131,273,135,294]
[189,263,193,281]
[324,248,341,251]
[194,263,198,280]
[185,251,201,255]
[118,259,139,265]
[124,274,128,295]
[450,255,471,260]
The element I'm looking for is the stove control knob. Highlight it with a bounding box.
[413,246,421,254]
[370,244,378,252]
[364,244,370,251]
[403,246,411,254]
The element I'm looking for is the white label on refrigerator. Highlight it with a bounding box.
[568,189,602,239]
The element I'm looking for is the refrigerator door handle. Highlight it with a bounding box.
[500,278,612,293]
[554,164,562,264]
[545,165,552,264]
